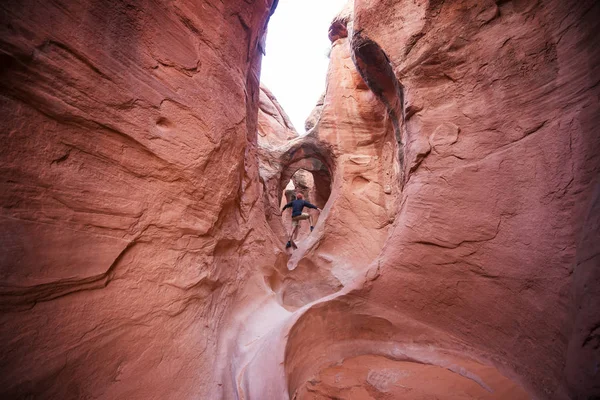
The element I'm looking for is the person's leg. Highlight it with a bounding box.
[288,221,295,241]
[287,219,297,247]
[292,223,300,240]
[309,214,314,231]
[297,213,309,236]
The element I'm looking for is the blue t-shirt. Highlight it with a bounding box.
[282,199,318,217]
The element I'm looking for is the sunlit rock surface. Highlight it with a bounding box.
[1,0,598,399]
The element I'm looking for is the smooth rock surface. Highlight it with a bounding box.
[1,0,598,399]
[0,0,279,398]
[252,1,600,399]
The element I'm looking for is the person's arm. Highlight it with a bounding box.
[304,201,321,211]
[281,201,293,212]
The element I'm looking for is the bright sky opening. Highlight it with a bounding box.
[261,0,348,134]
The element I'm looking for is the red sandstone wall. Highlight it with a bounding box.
[1,0,598,399]
[0,0,278,398]
[250,1,599,399]
[349,0,600,396]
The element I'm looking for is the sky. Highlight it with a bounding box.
[261,0,348,133]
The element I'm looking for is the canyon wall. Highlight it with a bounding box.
[254,0,600,399]
[0,0,279,398]
[0,0,598,399]
[345,0,600,397]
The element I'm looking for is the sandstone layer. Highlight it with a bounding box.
[249,0,600,399]
[0,1,280,398]
[0,0,598,399]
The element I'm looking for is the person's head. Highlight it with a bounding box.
[296,193,304,200]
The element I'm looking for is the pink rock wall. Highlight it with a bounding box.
[250,0,600,399]
[258,84,297,145]
[257,27,400,304]
[257,84,299,240]
[347,0,600,397]
[0,0,279,398]
[1,0,598,399]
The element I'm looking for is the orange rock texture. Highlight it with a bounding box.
[1,0,599,399]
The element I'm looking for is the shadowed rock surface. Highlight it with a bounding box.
[0,1,278,398]
[1,0,599,399]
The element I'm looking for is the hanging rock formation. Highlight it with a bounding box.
[1,0,599,399]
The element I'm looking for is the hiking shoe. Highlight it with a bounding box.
[310,226,314,232]
[286,241,292,248]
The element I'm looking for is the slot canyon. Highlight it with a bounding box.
[0,0,599,399]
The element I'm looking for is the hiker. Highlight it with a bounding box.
[281,193,321,248]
